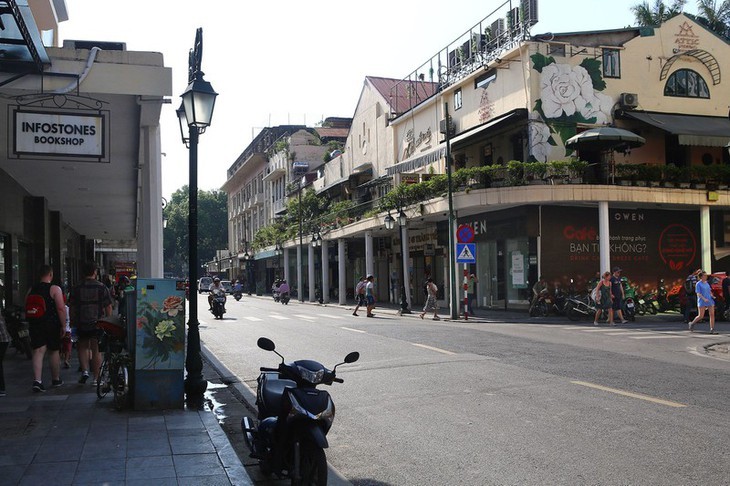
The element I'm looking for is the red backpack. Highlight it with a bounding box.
[25,293,47,320]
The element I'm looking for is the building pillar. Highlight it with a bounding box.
[365,231,374,277]
[322,240,330,304]
[701,206,711,272]
[136,124,163,278]
[598,201,610,273]
[283,247,290,283]
[401,225,411,309]
[338,239,346,305]
[308,242,315,302]
[297,244,303,302]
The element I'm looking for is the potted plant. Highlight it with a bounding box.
[507,160,525,186]
[547,160,570,184]
[523,162,547,184]
[690,164,710,189]
[661,164,682,187]
[614,164,637,186]
[566,160,588,183]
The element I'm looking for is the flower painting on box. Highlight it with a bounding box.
[135,287,185,370]
[530,52,613,161]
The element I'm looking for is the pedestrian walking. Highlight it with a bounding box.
[26,265,67,392]
[420,278,440,320]
[593,271,614,326]
[689,271,716,334]
[69,261,112,385]
[683,268,702,323]
[365,275,376,317]
[0,310,10,396]
[352,276,366,316]
[466,273,478,314]
[610,267,628,324]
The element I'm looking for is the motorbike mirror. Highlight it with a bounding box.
[257,337,275,352]
[344,351,360,364]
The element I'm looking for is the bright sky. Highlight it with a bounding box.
[57,0,695,198]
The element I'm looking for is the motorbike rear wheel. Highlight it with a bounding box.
[292,442,327,486]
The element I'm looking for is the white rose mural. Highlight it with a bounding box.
[529,53,612,160]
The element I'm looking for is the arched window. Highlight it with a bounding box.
[664,69,710,98]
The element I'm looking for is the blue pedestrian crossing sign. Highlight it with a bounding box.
[456,243,476,263]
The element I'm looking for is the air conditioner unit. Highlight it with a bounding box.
[522,0,538,26]
[620,93,639,109]
[439,117,456,136]
[490,19,505,39]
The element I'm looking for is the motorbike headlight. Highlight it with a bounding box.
[297,365,324,384]
[288,394,335,427]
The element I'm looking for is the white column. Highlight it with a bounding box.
[283,247,290,283]
[338,239,346,305]
[322,240,330,304]
[308,243,316,302]
[401,225,411,309]
[297,244,303,302]
[365,231,374,277]
[598,201,610,273]
[701,206,712,272]
[136,125,163,278]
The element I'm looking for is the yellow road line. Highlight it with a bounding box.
[571,380,686,408]
[411,343,456,355]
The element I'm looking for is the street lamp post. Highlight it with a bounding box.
[384,209,411,314]
[443,103,458,319]
[311,231,323,304]
[176,28,218,407]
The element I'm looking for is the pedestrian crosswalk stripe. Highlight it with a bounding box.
[294,314,315,320]
[316,314,343,319]
[242,316,262,321]
[603,331,651,336]
[269,315,289,320]
[630,335,684,339]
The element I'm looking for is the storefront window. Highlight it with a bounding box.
[505,238,530,304]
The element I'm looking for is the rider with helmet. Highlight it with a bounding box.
[208,277,226,310]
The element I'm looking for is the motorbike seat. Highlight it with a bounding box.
[260,374,296,416]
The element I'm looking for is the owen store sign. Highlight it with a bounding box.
[13,110,105,158]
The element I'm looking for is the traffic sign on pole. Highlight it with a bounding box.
[456,224,474,243]
[456,243,476,263]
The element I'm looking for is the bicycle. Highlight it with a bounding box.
[96,317,131,410]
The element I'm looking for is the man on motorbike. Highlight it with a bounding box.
[278,279,290,296]
[233,280,243,294]
[208,277,226,310]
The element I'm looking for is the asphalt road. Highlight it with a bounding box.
[197,294,730,486]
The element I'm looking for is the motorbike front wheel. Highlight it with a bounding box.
[292,442,327,486]
[567,305,583,321]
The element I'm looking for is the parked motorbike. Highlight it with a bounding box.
[621,277,636,321]
[242,337,359,485]
[210,292,226,319]
[552,284,569,315]
[529,289,551,317]
[2,305,32,359]
[566,294,597,321]
[280,292,290,305]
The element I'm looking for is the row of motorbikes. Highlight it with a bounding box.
[529,278,680,321]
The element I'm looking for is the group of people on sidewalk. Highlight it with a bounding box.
[0,261,113,397]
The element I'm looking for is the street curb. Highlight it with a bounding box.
[201,343,353,485]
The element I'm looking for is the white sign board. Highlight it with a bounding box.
[14,111,104,158]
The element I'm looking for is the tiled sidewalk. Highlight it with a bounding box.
[0,346,252,486]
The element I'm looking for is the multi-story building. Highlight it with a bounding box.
[0,0,170,307]
[220,119,349,291]
[226,7,730,314]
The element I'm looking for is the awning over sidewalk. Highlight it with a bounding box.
[450,108,528,149]
[624,111,730,147]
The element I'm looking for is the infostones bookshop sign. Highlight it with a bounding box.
[12,109,106,159]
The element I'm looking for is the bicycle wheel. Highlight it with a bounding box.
[112,363,129,410]
[97,357,111,399]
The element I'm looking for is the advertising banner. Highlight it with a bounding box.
[541,207,700,291]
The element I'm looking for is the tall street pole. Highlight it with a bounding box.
[444,102,458,319]
[298,180,304,302]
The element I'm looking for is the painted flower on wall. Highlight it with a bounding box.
[530,53,612,159]
[137,295,185,369]
[162,295,184,317]
[528,112,554,163]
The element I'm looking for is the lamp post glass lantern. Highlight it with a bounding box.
[179,28,218,407]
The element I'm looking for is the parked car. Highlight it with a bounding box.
[198,276,213,294]
[221,280,233,294]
